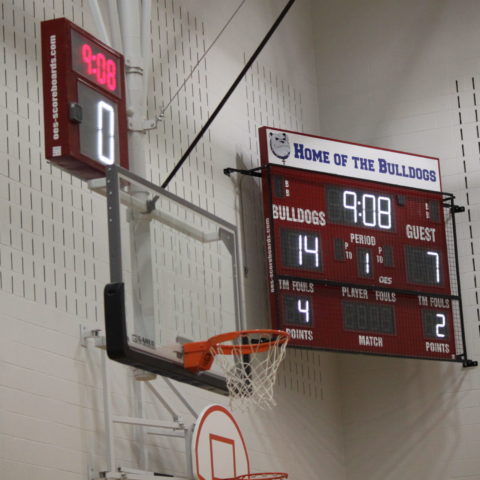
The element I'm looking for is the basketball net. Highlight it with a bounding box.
[211,330,289,411]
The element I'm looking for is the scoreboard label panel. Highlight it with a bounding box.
[260,127,464,361]
[262,127,441,191]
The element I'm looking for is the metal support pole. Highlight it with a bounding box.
[87,0,111,45]
[132,379,148,471]
[86,3,198,478]
[184,425,194,479]
[141,0,152,109]
[101,345,116,472]
[162,377,198,419]
[107,0,123,52]
[117,0,156,356]
[118,0,148,173]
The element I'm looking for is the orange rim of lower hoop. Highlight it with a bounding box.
[225,473,288,480]
[209,329,290,355]
[183,329,290,372]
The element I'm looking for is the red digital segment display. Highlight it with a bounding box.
[71,29,120,96]
[41,17,128,179]
[260,129,462,362]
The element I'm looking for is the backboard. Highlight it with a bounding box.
[103,165,242,394]
[191,404,250,480]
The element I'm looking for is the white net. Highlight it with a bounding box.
[211,331,289,411]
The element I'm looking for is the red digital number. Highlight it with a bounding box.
[106,59,116,91]
[81,43,93,74]
[81,42,117,92]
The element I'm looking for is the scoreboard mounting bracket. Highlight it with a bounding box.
[257,126,474,365]
[223,166,265,178]
[450,205,466,214]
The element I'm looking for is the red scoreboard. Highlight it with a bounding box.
[260,127,470,363]
[41,18,128,179]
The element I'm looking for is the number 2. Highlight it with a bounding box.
[435,313,446,338]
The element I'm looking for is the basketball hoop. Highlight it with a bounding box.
[183,329,289,410]
[224,473,288,480]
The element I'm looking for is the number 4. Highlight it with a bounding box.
[297,299,310,324]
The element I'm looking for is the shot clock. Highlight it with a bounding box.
[260,126,470,364]
[41,18,128,179]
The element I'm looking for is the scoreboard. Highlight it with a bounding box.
[260,127,467,362]
[41,18,128,179]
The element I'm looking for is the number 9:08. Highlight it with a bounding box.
[81,43,117,92]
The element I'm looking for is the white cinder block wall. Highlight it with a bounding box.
[313,1,480,479]
[7,0,480,479]
[1,1,344,480]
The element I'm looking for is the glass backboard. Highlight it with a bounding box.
[104,165,242,394]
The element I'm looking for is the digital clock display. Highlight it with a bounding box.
[41,17,128,179]
[327,186,394,231]
[71,30,121,96]
[259,126,466,363]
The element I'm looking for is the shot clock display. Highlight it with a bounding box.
[41,18,128,179]
[259,127,469,363]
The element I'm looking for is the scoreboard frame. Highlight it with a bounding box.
[41,17,129,179]
[258,126,474,365]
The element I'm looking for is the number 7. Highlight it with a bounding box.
[427,251,440,284]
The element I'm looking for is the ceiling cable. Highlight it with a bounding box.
[161,0,296,189]
[158,0,247,119]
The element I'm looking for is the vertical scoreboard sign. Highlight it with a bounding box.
[260,126,468,362]
[41,18,128,179]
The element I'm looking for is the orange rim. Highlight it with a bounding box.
[208,329,289,355]
[225,473,288,480]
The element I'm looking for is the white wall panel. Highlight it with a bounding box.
[313,0,480,479]
[0,1,344,480]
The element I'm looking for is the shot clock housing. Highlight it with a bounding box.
[41,18,128,179]
[260,126,471,364]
